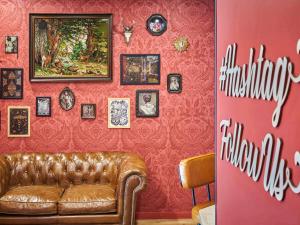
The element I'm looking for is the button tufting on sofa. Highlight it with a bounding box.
[0,152,147,225]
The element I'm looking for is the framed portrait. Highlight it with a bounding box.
[136,90,159,117]
[146,14,167,36]
[167,74,182,93]
[120,54,160,85]
[81,104,96,119]
[59,87,75,111]
[0,68,23,99]
[5,36,18,54]
[29,14,113,82]
[36,97,51,117]
[8,106,30,137]
[108,98,130,128]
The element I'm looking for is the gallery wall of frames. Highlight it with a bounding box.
[0,0,214,219]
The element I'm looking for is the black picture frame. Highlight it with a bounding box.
[146,14,167,36]
[167,73,182,93]
[120,54,160,85]
[0,68,23,99]
[136,90,159,117]
[36,97,51,117]
[59,87,75,111]
[29,13,113,82]
[5,36,18,54]
[81,104,96,119]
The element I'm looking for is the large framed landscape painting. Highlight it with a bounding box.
[29,14,112,82]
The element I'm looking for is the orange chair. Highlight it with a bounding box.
[178,153,215,225]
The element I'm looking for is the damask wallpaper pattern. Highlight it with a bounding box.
[0,0,214,218]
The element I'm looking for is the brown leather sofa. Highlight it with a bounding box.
[0,152,147,225]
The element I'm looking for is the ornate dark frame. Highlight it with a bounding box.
[29,13,113,82]
[136,90,159,118]
[120,54,161,85]
[167,73,182,93]
[81,104,96,119]
[0,68,23,99]
[146,14,167,36]
[36,97,51,117]
[59,87,75,111]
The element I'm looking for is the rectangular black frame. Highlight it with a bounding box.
[120,54,160,85]
[0,68,23,99]
[81,104,96,119]
[36,97,51,117]
[136,90,159,117]
[167,73,182,93]
[29,13,113,82]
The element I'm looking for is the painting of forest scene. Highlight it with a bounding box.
[29,14,112,82]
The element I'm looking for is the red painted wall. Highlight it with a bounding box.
[0,0,214,218]
[217,0,300,224]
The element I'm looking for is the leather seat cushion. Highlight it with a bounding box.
[192,201,215,223]
[58,184,116,215]
[0,185,64,215]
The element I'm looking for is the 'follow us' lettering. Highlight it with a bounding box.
[220,119,300,201]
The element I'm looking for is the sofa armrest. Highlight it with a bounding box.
[117,153,147,225]
[0,156,10,197]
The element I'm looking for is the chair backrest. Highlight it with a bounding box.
[179,152,215,189]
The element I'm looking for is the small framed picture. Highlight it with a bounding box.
[59,87,75,111]
[120,54,160,85]
[167,74,182,93]
[108,98,130,128]
[5,36,18,54]
[146,14,167,36]
[0,68,23,99]
[81,104,96,119]
[36,97,51,117]
[8,106,30,137]
[136,90,159,117]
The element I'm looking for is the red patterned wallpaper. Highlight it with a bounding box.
[217,0,300,224]
[0,0,214,218]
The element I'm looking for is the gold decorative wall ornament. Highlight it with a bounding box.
[174,37,189,52]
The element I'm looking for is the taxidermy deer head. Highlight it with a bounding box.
[123,25,133,45]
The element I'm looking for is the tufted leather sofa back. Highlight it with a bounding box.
[4,152,128,188]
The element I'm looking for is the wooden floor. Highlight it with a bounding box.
[137,219,194,225]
